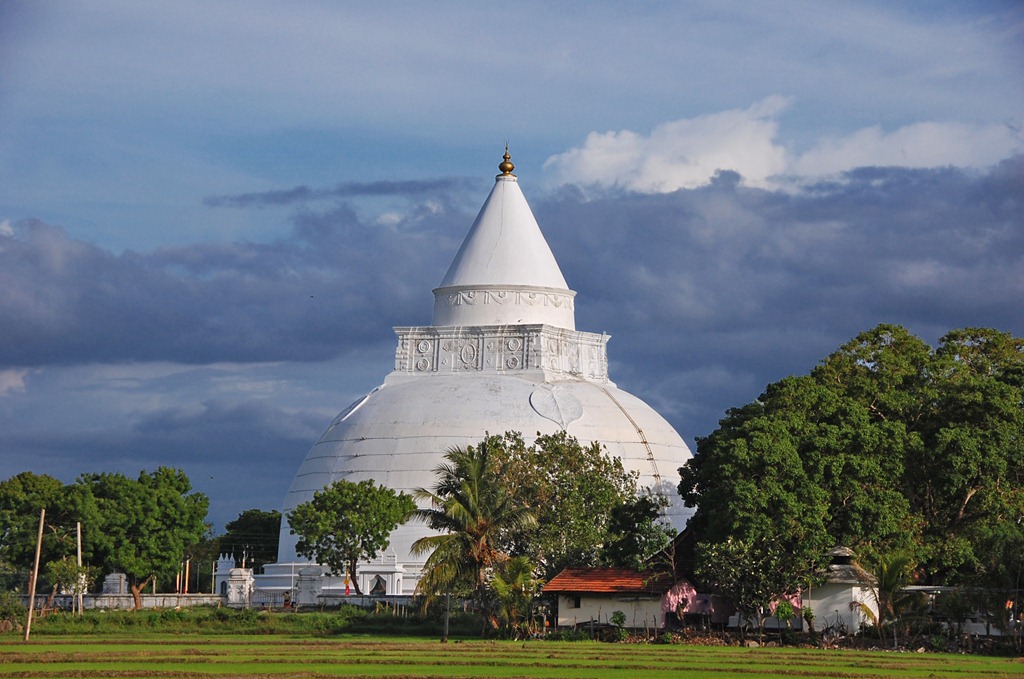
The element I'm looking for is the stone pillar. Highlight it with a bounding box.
[225,568,254,608]
[101,572,128,594]
[294,566,325,606]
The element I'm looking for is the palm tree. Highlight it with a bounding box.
[858,552,926,648]
[491,556,542,638]
[411,438,537,605]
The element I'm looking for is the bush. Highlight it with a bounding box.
[24,603,475,638]
[0,592,26,628]
[548,628,590,641]
[607,626,629,642]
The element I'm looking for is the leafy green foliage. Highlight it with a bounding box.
[412,438,537,602]
[488,556,542,638]
[43,557,97,599]
[775,600,796,630]
[287,480,415,595]
[490,431,656,579]
[219,508,281,571]
[0,591,25,627]
[680,324,1024,595]
[413,431,678,637]
[696,536,805,640]
[600,492,675,571]
[0,472,78,576]
[413,430,677,635]
[0,468,209,607]
[80,467,210,607]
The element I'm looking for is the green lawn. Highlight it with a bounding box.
[2,636,1022,678]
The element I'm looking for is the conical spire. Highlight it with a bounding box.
[432,149,576,329]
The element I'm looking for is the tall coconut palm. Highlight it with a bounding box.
[411,437,537,603]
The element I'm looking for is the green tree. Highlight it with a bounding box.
[0,473,71,578]
[916,328,1024,584]
[600,492,675,571]
[0,473,98,594]
[42,557,97,613]
[287,480,415,595]
[696,537,800,642]
[411,439,537,604]
[859,552,926,647]
[680,324,1024,599]
[679,379,833,608]
[80,468,209,609]
[489,556,541,638]
[491,431,643,579]
[219,509,281,572]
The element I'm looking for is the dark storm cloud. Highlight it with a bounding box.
[0,396,323,529]
[1,398,318,467]
[202,177,474,208]
[0,196,469,368]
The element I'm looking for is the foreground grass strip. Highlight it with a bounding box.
[1,637,1022,679]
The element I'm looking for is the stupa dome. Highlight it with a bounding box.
[269,151,693,596]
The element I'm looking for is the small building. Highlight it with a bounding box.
[803,546,877,635]
[544,567,674,629]
[544,544,878,634]
[543,565,735,631]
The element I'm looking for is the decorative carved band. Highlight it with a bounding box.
[433,286,576,310]
[394,324,609,381]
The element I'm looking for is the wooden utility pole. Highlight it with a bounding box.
[23,508,45,642]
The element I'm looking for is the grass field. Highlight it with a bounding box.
[2,635,1023,678]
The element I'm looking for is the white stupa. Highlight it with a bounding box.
[264,150,693,596]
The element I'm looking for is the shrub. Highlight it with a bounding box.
[548,628,590,641]
[608,626,629,642]
[0,592,26,629]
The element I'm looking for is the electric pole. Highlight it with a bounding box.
[23,508,45,642]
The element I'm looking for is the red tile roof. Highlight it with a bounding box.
[543,567,674,595]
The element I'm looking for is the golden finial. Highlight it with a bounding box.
[498,143,515,177]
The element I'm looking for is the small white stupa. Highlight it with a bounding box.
[262,150,693,596]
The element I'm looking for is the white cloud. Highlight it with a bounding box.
[0,369,30,396]
[544,97,791,192]
[791,121,1023,177]
[545,100,1024,193]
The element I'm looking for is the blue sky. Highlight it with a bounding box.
[1,1,1022,531]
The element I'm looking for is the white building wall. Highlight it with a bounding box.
[804,584,875,635]
[557,594,664,630]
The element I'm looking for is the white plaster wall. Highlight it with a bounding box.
[805,584,875,634]
[557,594,665,630]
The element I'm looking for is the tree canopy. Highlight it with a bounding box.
[412,438,537,601]
[679,324,1024,595]
[220,508,281,571]
[413,431,677,614]
[0,472,73,576]
[288,479,415,595]
[83,468,210,607]
[0,467,209,609]
[490,431,656,579]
